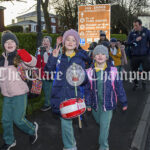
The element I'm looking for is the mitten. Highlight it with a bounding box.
[17,49,32,62]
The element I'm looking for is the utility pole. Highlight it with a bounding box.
[37,0,42,48]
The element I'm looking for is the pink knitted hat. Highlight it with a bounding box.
[63,29,80,48]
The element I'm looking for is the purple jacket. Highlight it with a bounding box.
[86,62,127,111]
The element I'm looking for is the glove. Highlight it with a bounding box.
[17,49,32,62]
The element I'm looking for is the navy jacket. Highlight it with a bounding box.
[45,50,91,115]
[86,62,127,111]
[127,27,150,56]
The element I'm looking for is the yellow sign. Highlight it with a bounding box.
[78,4,111,50]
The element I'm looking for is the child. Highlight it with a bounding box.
[0,31,38,150]
[36,36,53,111]
[98,30,109,45]
[87,45,127,150]
[109,38,122,72]
[120,43,128,73]
[45,29,91,150]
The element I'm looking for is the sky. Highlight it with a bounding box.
[0,0,54,26]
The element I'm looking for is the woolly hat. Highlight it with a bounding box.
[93,45,109,58]
[110,38,117,43]
[1,31,19,49]
[100,41,110,48]
[63,29,80,48]
[43,36,52,44]
[100,30,106,36]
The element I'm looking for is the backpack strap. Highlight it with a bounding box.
[110,67,118,103]
[53,54,62,85]
[86,68,93,90]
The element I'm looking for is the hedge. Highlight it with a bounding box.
[0,33,127,55]
[0,33,59,55]
[5,25,23,33]
[111,34,127,41]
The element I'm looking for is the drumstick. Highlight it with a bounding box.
[74,83,82,129]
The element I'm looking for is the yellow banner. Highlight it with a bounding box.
[78,4,111,50]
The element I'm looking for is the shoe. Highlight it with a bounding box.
[132,83,139,91]
[40,105,51,111]
[0,140,16,150]
[29,122,38,144]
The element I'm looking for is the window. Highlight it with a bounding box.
[51,18,56,23]
[51,26,56,33]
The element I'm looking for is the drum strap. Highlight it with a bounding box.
[53,54,62,85]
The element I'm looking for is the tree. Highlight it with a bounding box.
[111,0,149,34]
[53,0,93,31]
[41,0,51,33]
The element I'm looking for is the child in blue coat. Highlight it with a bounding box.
[45,29,91,150]
[86,45,128,150]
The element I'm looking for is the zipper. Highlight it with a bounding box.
[103,74,106,111]
[111,91,113,107]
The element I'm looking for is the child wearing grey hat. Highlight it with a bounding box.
[98,30,109,45]
[0,30,39,150]
[87,44,128,150]
[36,35,53,112]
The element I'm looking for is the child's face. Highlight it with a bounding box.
[94,53,108,64]
[4,39,17,53]
[65,35,76,50]
[120,44,125,50]
[100,35,105,40]
[42,38,51,49]
[110,42,116,48]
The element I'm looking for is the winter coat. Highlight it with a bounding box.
[127,27,150,56]
[44,50,91,115]
[0,51,37,97]
[86,62,127,111]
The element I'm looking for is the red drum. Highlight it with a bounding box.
[60,98,86,119]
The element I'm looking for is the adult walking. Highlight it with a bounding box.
[127,19,150,90]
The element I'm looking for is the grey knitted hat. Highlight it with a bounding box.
[43,36,52,44]
[93,45,109,58]
[1,31,19,49]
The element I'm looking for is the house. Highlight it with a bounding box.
[138,16,150,30]
[0,6,6,32]
[8,11,59,33]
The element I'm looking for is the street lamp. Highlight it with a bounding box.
[37,0,42,48]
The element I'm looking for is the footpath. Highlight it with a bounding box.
[0,80,150,150]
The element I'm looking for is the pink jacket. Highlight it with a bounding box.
[0,53,37,97]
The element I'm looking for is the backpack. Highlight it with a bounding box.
[86,67,118,103]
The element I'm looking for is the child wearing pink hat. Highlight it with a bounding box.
[45,29,91,150]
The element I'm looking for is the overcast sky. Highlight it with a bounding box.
[0,0,54,26]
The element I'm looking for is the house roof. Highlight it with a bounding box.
[0,6,6,10]
[8,20,37,26]
[16,11,56,19]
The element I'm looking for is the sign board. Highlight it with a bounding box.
[78,4,111,50]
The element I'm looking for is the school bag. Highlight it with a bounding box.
[86,67,118,103]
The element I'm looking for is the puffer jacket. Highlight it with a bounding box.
[44,50,91,115]
[0,51,37,97]
[127,27,150,56]
[86,62,127,111]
